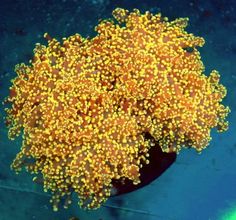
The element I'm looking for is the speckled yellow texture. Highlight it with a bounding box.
[5,8,229,210]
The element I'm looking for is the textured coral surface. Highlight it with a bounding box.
[5,8,229,210]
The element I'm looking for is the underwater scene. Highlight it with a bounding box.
[0,0,236,219]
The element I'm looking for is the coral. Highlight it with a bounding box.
[5,8,229,210]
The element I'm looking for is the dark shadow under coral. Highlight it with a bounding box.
[111,134,177,196]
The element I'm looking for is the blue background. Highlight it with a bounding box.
[0,0,235,219]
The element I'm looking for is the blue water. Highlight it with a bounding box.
[0,0,236,219]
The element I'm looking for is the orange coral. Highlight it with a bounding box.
[5,8,229,210]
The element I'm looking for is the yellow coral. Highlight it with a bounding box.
[5,8,229,210]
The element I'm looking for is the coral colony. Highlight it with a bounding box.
[5,8,229,210]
